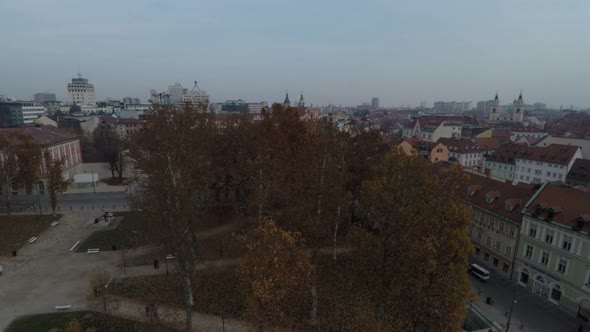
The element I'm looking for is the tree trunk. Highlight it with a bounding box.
[333,205,341,260]
[183,273,194,331]
[5,186,11,216]
[310,249,319,325]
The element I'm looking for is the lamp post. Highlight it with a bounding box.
[91,168,96,194]
[506,298,518,332]
[35,182,42,216]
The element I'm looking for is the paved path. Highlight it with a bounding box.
[0,211,126,331]
[470,273,585,332]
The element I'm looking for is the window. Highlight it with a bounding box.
[529,225,537,238]
[520,270,529,285]
[535,170,542,175]
[486,236,492,246]
[502,263,510,273]
[495,240,502,251]
[540,251,550,266]
[505,246,512,257]
[527,168,531,173]
[484,252,490,261]
[545,230,554,244]
[546,171,551,176]
[475,247,480,256]
[550,285,562,303]
[493,257,499,266]
[525,244,534,259]
[477,229,482,241]
[557,258,568,274]
[562,236,572,252]
[499,222,505,232]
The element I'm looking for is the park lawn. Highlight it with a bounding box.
[0,215,59,256]
[5,310,173,332]
[77,211,156,252]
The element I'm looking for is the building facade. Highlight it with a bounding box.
[182,90,210,109]
[514,144,582,184]
[371,97,379,109]
[466,175,536,278]
[0,101,45,127]
[403,116,463,143]
[168,82,187,104]
[437,138,483,168]
[33,93,57,103]
[514,183,590,319]
[489,92,525,123]
[67,74,96,106]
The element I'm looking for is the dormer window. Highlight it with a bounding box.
[467,185,481,197]
[486,191,500,204]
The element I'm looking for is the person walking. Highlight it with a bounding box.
[154,259,160,270]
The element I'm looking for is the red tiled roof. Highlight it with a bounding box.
[437,137,481,154]
[0,125,78,147]
[514,143,580,165]
[567,159,590,184]
[476,137,504,151]
[463,174,537,223]
[524,183,590,232]
[486,143,527,165]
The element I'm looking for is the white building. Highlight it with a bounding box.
[247,102,268,113]
[514,144,582,184]
[182,90,210,108]
[403,116,463,143]
[67,74,96,106]
[168,82,187,104]
[21,105,46,125]
[437,137,483,168]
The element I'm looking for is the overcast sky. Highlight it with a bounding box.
[1,0,589,108]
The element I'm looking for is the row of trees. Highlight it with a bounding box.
[131,103,473,331]
[0,132,70,215]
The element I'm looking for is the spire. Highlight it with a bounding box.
[494,90,498,101]
[298,91,305,108]
[284,91,291,106]
[518,89,523,100]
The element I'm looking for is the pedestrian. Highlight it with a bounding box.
[579,323,584,332]
[0,265,3,277]
[154,259,160,270]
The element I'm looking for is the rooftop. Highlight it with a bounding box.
[0,125,78,147]
[437,137,482,154]
[567,159,590,184]
[513,143,580,165]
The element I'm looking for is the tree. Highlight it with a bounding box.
[0,132,42,215]
[353,152,472,331]
[130,102,216,331]
[87,270,120,331]
[93,125,125,183]
[63,319,81,332]
[236,218,312,330]
[44,150,71,216]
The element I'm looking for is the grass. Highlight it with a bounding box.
[77,211,154,252]
[5,310,173,332]
[0,214,59,256]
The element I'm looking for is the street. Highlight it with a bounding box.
[470,272,584,331]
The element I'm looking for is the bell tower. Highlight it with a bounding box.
[513,91,524,122]
[489,91,500,122]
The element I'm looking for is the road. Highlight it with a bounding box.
[470,272,585,331]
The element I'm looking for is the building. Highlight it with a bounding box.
[246,102,268,114]
[536,136,590,159]
[371,97,379,109]
[433,101,471,113]
[513,183,590,319]
[513,144,582,184]
[437,137,483,168]
[284,92,291,107]
[566,159,590,190]
[67,74,96,106]
[477,99,496,113]
[298,93,305,108]
[489,92,525,123]
[484,143,527,182]
[465,174,537,278]
[122,97,141,105]
[396,138,449,163]
[0,101,45,127]
[33,93,57,103]
[182,90,210,109]
[168,83,187,104]
[221,100,248,114]
[402,116,464,142]
[0,125,82,193]
[57,115,100,135]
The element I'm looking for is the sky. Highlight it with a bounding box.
[1,0,589,108]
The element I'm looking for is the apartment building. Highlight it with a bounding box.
[514,144,582,184]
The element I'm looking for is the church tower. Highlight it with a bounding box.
[284,91,291,107]
[298,92,305,108]
[513,91,524,122]
[489,92,500,122]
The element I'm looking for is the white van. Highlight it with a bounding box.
[469,263,490,281]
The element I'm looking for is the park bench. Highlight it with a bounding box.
[166,254,176,260]
[69,240,80,252]
[87,248,100,254]
[50,221,59,227]
[28,237,38,244]
[55,305,72,311]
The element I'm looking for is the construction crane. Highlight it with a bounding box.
[191,81,201,93]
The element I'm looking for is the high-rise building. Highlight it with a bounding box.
[122,97,141,105]
[433,101,471,113]
[247,102,268,113]
[0,101,45,127]
[477,99,496,113]
[67,74,96,106]
[168,82,188,104]
[371,97,379,109]
[183,90,210,109]
[34,93,57,103]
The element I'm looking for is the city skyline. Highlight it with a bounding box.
[2,1,590,108]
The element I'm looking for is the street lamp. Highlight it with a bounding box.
[505,298,518,332]
[35,182,42,216]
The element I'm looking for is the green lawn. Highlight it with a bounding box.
[0,215,59,256]
[5,310,173,332]
[77,211,155,252]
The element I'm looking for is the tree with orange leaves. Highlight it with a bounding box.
[236,218,312,330]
